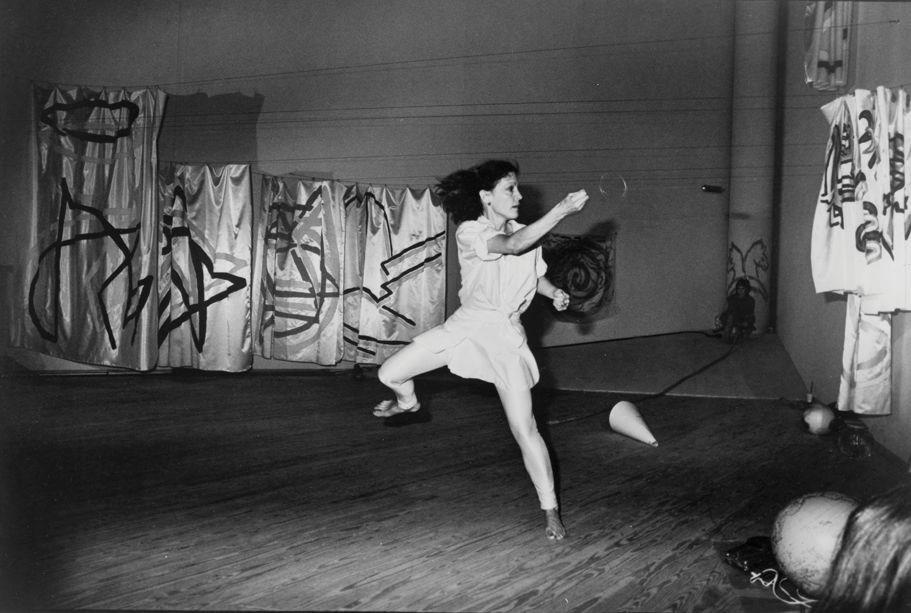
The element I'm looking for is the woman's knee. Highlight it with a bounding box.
[377,360,401,388]
[497,388,536,434]
[377,344,434,388]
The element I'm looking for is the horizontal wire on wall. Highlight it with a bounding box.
[0,96,838,130]
[7,16,898,90]
[237,169,828,189]
[8,15,898,186]
[145,18,904,89]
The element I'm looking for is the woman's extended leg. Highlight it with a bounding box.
[374,341,448,416]
[496,385,565,540]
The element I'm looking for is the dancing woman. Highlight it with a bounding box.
[372,159,588,540]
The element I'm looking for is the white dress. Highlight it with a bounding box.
[413,216,546,390]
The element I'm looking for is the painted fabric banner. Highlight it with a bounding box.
[811,86,911,415]
[13,85,165,370]
[158,163,252,372]
[251,177,445,366]
[354,186,446,363]
[811,87,911,311]
[254,175,346,365]
[804,0,854,92]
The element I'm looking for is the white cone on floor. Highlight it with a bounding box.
[609,401,658,447]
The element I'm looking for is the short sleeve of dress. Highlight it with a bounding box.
[535,245,547,278]
[457,219,504,261]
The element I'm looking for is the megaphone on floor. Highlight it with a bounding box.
[608,400,658,447]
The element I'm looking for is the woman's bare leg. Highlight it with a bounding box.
[496,385,565,540]
[374,342,448,416]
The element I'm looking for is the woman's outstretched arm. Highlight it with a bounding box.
[487,190,589,255]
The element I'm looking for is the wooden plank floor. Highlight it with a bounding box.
[0,371,906,612]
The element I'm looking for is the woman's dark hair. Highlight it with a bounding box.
[814,484,911,612]
[434,159,519,224]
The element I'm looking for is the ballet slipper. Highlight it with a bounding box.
[544,508,565,541]
[372,399,420,418]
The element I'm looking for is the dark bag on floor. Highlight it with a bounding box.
[723,536,818,608]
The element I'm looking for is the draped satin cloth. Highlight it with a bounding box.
[350,185,447,363]
[254,176,346,365]
[253,178,446,366]
[341,183,368,362]
[811,87,911,415]
[17,84,445,372]
[158,163,253,372]
[804,1,855,92]
[14,85,166,370]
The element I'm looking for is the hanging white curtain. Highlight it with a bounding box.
[811,86,911,415]
[254,175,346,365]
[804,1,855,92]
[838,294,892,416]
[354,186,447,363]
[12,84,165,370]
[158,163,253,372]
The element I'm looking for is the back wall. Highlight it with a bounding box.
[1,0,736,358]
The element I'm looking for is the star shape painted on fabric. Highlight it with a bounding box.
[160,185,247,352]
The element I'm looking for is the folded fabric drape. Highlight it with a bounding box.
[838,294,892,416]
[804,0,855,92]
[811,86,911,415]
[17,84,445,372]
[353,186,447,363]
[158,162,253,372]
[253,177,446,366]
[254,175,346,365]
[13,84,166,370]
[341,183,368,363]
